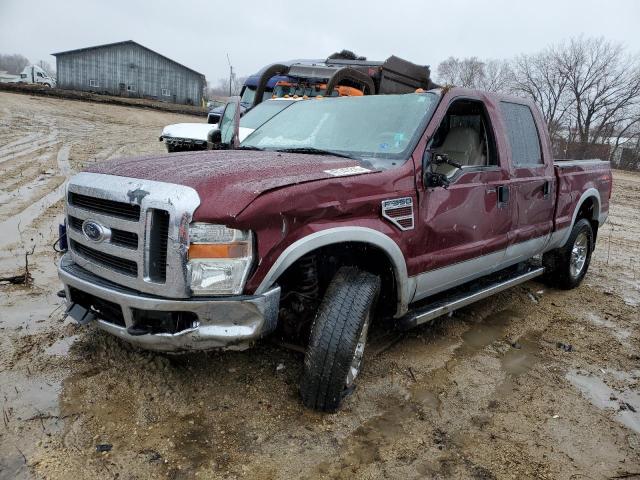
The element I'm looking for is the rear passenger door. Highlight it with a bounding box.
[500,102,555,255]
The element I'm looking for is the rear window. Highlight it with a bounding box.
[500,102,542,166]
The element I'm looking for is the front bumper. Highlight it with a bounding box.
[160,136,208,151]
[58,254,280,352]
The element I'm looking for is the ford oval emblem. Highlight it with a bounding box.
[82,219,111,243]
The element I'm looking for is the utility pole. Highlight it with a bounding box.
[227,54,234,96]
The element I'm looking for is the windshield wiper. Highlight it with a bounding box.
[274,147,358,159]
[236,145,264,151]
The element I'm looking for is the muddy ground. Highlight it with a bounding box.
[0,91,639,480]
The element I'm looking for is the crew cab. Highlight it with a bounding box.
[58,88,612,412]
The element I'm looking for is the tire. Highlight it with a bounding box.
[300,267,381,412]
[543,218,593,290]
[166,143,176,153]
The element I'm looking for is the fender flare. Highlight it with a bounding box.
[254,226,413,317]
[557,188,602,248]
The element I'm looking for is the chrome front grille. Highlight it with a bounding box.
[69,192,141,220]
[65,172,201,298]
[70,239,138,276]
[69,215,139,249]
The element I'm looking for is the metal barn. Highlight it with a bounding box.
[52,41,205,105]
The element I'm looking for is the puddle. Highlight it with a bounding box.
[460,309,520,352]
[0,371,63,478]
[566,369,640,434]
[413,388,441,410]
[0,290,64,332]
[45,334,79,356]
[584,312,632,343]
[501,337,539,376]
[410,309,525,408]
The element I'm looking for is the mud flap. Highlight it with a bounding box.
[66,303,97,325]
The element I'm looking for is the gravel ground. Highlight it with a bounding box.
[0,92,639,480]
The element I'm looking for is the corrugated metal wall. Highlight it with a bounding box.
[55,43,204,105]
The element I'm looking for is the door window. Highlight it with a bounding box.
[429,99,498,177]
[500,102,542,166]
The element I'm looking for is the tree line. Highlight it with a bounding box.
[436,36,640,168]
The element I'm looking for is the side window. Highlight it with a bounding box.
[430,99,498,176]
[500,102,542,166]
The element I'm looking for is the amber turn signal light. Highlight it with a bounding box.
[188,243,249,259]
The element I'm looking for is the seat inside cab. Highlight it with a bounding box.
[430,99,497,177]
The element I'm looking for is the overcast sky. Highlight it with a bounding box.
[2,0,639,83]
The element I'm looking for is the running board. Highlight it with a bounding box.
[398,266,545,330]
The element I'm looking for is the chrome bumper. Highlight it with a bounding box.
[58,254,280,352]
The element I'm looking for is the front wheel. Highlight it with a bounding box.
[300,267,380,412]
[543,218,594,289]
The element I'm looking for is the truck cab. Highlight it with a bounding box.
[59,88,611,412]
[18,65,55,87]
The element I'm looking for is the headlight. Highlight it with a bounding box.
[188,223,253,296]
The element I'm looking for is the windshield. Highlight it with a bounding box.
[240,86,273,105]
[240,101,294,129]
[241,93,439,159]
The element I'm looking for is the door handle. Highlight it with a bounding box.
[542,180,551,198]
[497,185,509,206]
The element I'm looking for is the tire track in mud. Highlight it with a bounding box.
[0,137,60,164]
[0,144,70,250]
[0,152,54,192]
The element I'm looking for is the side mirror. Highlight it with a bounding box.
[206,127,222,149]
[217,96,241,149]
[422,150,461,189]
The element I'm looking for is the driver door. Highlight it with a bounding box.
[413,95,514,301]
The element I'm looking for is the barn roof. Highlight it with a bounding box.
[52,40,205,79]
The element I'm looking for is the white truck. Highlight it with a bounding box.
[17,65,56,87]
[160,98,297,152]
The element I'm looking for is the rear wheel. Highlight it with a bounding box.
[300,267,380,412]
[543,218,593,289]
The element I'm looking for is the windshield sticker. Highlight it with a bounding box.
[324,166,372,177]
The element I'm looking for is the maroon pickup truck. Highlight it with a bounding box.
[59,88,612,411]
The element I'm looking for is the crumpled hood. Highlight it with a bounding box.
[84,150,375,221]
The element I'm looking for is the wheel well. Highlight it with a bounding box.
[576,196,599,243]
[274,242,398,339]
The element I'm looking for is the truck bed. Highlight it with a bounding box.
[554,159,612,235]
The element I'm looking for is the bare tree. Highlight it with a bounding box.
[0,53,30,74]
[436,56,511,92]
[511,47,572,140]
[206,75,247,99]
[478,59,513,92]
[556,37,640,158]
[437,57,484,88]
[36,60,55,77]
